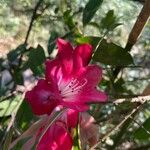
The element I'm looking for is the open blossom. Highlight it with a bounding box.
[25,38,107,115]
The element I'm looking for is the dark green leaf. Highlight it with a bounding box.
[134,117,150,141]
[93,40,133,66]
[101,10,121,31]
[63,10,75,30]
[24,45,46,75]
[7,44,26,62]
[16,100,34,130]
[13,68,24,85]
[83,0,103,26]
[48,31,59,55]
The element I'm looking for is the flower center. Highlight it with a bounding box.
[60,78,87,98]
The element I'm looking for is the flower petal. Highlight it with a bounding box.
[73,44,92,72]
[79,89,107,103]
[80,112,99,148]
[25,79,60,115]
[66,109,79,128]
[57,38,73,76]
[45,59,62,86]
[61,101,90,112]
[77,65,102,88]
[36,122,73,150]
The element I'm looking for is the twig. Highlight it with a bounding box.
[112,95,150,105]
[90,96,149,150]
[24,0,44,44]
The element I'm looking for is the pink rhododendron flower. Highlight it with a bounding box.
[25,38,107,115]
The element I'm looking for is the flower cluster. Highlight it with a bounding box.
[25,38,107,150]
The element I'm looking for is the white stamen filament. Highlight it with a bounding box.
[60,78,87,98]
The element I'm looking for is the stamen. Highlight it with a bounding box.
[60,78,87,98]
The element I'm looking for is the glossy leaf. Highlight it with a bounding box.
[93,40,133,66]
[83,0,103,26]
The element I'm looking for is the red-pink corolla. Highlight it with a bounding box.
[25,38,107,115]
[36,109,98,150]
[36,109,78,150]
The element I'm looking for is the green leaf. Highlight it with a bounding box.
[0,95,22,117]
[134,117,150,141]
[75,36,102,49]
[7,44,26,62]
[63,10,75,30]
[24,45,46,75]
[93,40,133,66]
[16,100,34,130]
[48,31,58,55]
[101,10,121,31]
[83,0,103,26]
[13,68,24,85]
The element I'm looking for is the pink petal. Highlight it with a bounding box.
[61,101,90,112]
[77,65,107,102]
[36,122,73,150]
[45,59,62,86]
[56,38,73,76]
[80,112,99,148]
[77,65,102,88]
[25,79,60,115]
[78,89,107,103]
[66,109,79,128]
[73,44,92,72]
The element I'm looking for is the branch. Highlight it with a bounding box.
[24,0,44,44]
[112,95,150,105]
[125,0,150,51]
[90,95,150,149]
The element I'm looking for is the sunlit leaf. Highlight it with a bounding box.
[0,95,22,117]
